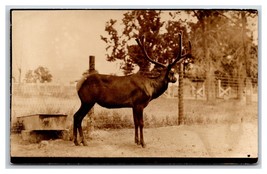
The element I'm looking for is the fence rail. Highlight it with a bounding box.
[164,76,258,101]
[12,83,77,98]
[10,77,258,130]
[12,76,258,102]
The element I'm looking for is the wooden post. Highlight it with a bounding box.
[89,55,95,73]
[178,63,184,125]
[87,56,95,136]
[178,33,184,125]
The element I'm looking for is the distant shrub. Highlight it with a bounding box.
[12,91,257,132]
[93,111,133,129]
[11,120,24,134]
[90,110,180,129]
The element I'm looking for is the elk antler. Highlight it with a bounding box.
[135,38,166,68]
[169,33,192,67]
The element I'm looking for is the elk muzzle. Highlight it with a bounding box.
[169,76,177,83]
[168,69,177,83]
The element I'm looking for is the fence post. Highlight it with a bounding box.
[178,63,184,125]
[177,33,185,125]
[177,33,184,125]
[87,55,95,136]
[89,55,95,73]
[246,77,252,104]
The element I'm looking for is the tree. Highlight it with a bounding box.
[215,10,258,100]
[24,66,53,83]
[188,10,226,102]
[187,10,258,101]
[24,70,36,83]
[34,66,53,83]
[101,9,258,102]
[101,10,190,75]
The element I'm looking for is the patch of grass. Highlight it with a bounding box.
[93,110,133,129]
[183,99,257,125]
[11,93,258,131]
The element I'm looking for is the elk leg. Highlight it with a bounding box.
[73,124,79,146]
[135,125,139,145]
[73,111,81,146]
[133,106,146,147]
[73,103,92,146]
[78,126,88,146]
[139,110,146,148]
[133,109,139,145]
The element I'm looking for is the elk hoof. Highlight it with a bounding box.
[141,143,146,148]
[135,141,139,145]
[82,140,88,146]
[74,140,80,146]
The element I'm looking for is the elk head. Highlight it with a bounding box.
[135,33,192,83]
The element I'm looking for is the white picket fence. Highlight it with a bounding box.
[164,78,258,102]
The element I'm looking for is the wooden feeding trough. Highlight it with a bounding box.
[17,114,67,130]
[17,114,69,143]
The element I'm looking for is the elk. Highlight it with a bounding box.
[73,34,191,147]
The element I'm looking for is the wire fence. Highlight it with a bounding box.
[12,75,258,101]
[12,83,77,98]
[10,75,258,132]
[165,76,258,101]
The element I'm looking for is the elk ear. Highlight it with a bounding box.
[188,41,192,56]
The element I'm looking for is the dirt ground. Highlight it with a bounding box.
[10,121,258,159]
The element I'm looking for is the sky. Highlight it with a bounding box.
[11,9,258,84]
[12,10,127,84]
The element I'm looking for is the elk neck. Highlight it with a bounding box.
[147,69,170,100]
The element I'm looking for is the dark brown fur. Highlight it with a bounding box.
[73,68,175,147]
[73,36,191,147]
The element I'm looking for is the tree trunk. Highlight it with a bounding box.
[241,12,252,105]
[237,66,244,101]
[205,67,216,103]
[202,15,216,103]
[245,77,252,104]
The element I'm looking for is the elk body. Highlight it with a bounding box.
[73,35,191,147]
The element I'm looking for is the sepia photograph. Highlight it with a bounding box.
[10,9,258,164]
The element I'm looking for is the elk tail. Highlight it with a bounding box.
[76,75,89,91]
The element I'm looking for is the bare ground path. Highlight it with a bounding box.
[10,122,257,159]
